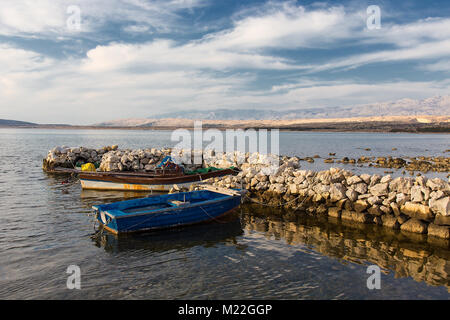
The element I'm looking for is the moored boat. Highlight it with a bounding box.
[80,168,236,192]
[92,188,244,234]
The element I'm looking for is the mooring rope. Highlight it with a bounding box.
[199,206,229,224]
[121,211,166,231]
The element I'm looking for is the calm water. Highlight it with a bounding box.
[0,128,449,299]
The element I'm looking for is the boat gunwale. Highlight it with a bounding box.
[100,194,238,220]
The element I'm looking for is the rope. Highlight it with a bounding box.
[199,206,229,224]
[121,211,166,231]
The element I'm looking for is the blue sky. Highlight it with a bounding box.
[1,0,450,124]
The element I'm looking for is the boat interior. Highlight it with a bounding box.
[93,190,231,217]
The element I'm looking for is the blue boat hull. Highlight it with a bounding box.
[93,190,242,234]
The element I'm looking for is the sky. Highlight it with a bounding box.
[1,0,450,124]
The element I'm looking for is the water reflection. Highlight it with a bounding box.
[90,199,449,292]
[92,214,243,254]
[241,204,450,291]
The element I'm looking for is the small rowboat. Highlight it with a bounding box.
[92,188,244,234]
[80,168,235,192]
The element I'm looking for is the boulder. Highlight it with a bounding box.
[389,177,412,194]
[346,175,362,185]
[360,174,371,184]
[345,189,358,202]
[400,218,428,234]
[434,214,450,226]
[328,207,341,218]
[430,190,444,200]
[367,196,382,206]
[390,202,401,216]
[380,175,392,184]
[381,215,400,230]
[380,205,392,215]
[367,205,383,216]
[354,200,369,213]
[369,183,389,196]
[352,183,368,194]
[428,196,449,217]
[427,224,450,239]
[396,215,409,225]
[351,211,372,224]
[410,186,424,203]
[369,174,381,187]
[396,193,408,206]
[426,178,446,191]
[329,183,346,202]
[400,202,434,221]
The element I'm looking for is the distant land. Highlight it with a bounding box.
[1,95,450,133]
[146,95,450,120]
[0,119,37,126]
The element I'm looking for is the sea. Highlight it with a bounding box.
[0,128,448,299]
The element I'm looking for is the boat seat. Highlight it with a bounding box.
[169,200,190,207]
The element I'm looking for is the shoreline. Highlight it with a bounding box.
[2,124,450,134]
[2,115,449,133]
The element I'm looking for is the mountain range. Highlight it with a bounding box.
[147,95,450,120]
[96,95,450,126]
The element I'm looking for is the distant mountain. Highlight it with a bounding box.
[147,95,450,120]
[0,119,36,126]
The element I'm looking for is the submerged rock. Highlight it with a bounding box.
[400,219,428,234]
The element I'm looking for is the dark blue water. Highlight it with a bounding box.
[0,128,448,299]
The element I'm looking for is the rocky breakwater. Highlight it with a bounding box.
[43,146,274,173]
[43,145,177,172]
[209,158,450,239]
[43,145,117,171]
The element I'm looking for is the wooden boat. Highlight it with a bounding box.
[44,166,182,177]
[92,188,244,234]
[79,168,236,192]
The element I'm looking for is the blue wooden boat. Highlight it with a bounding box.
[92,188,244,234]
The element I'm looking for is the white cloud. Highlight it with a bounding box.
[363,17,450,48]
[81,40,300,72]
[2,41,449,124]
[0,0,206,37]
[1,1,450,124]
[208,2,357,50]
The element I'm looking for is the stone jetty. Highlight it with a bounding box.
[43,146,450,238]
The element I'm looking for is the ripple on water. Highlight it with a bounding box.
[0,129,449,299]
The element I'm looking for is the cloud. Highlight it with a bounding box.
[81,40,300,72]
[2,41,449,124]
[363,17,450,48]
[207,2,358,50]
[0,0,206,38]
[1,1,450,124]
[311,39,450,72]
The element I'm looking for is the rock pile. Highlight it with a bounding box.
[43,147,280,173]
[208,165,450,239]
[99,148,169,172]
[43,145,118,170]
